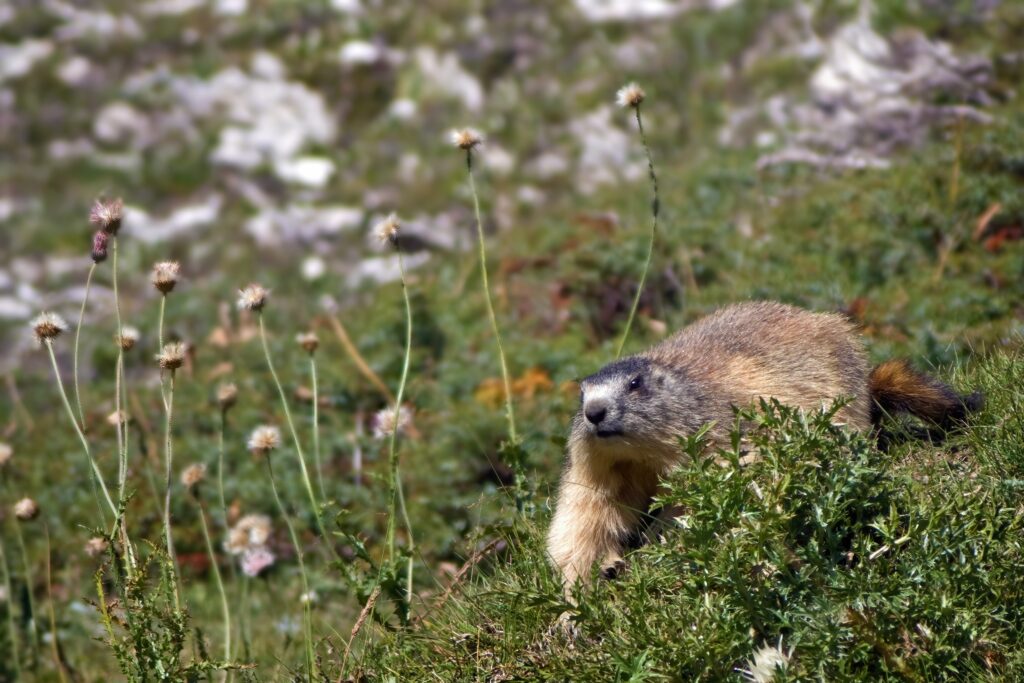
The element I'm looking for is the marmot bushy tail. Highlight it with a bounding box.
[868,359,983,429]
[547,301,981,590]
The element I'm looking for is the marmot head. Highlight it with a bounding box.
[575,356,707,460]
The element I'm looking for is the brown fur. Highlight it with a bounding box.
[547,301,978,590]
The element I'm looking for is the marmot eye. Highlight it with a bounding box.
[629,376,643,390]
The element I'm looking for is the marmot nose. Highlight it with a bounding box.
[585,404,607,425]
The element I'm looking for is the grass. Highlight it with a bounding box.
[1,1,1024,680]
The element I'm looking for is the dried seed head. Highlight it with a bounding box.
[296,331,319,354]
[0,443,11,468]
[226,513,273,555]
[615,82,645,108]
[740,640,791,683]
[247,425,281,455]
[240,546,276,577]
[217,382,238,411]
[115,326,140,352]
[156,342,187,371]
[372,404,413,440]
[13,498,39,521]
[374,213,401,246]
[450,128,483,151]
[237,514,272,547]
[89,198,124,235]
[180,463,207,490]
[106,410,129,426]
[32,312,67,344]
[237,284,268,312]
[151,261,181,294]
[91,231,110,263]
[85,537,109,557]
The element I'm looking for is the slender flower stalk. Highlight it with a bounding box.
[376,214,416,606]
[157,342,186,610]
[0,537,19,677]
[43,524,69,683]
[216,383,238,534]
[263,454,316,679]
[12,505,38,659]
[616,83,657,357]
[297,333,326,501]
[72,262,97,428]
[185,469,232,670]
[40,333,117,522]
[241,286,333,556]
[452,131,517,444]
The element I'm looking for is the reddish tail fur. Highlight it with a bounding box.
[868,359,982,429]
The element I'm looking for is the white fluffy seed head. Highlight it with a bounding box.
[180,463,207,490]
[247,425,281,454]
[739,640,792,683]
[450,128,483,151]
[374,212,401,246]
[116,326,140,352]
[237,284,269,312]
[151,261,181,294]
[615,82,645,108]
[372,405,413,440]
[156,342,187,371]
[31,312,67,344]
[13,498,39,521]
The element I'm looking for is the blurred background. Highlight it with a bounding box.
[0,0,1023,677]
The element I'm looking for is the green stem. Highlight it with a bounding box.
[217,411,230,530]
[466,151,517,444]
[162,371,181,611]
[396,476,415,605]
[264,457,315,680]
[13,522,37,661]
[0,530,20,677]
[310,356,325,501]
[615,105,662,359]
[44,525,68,683]
[385,250,415,610]
[257,315,332,556]
[195,495,232,668]
[45,341,117,522]
[72,263,96,429]
[158,295,166,352]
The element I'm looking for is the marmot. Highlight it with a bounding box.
[547,301,980,588]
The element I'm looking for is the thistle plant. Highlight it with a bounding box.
[182,463,232,671]
[240,285,332,556]
[451,129,527,508]
[615,83,660,357]
[33,313,118,523]
[157,341,187,608]
[375,214,416,607]
[296,332,326,501]
[215,382,238,533]
[247,426,316,679]
[72,229,107,427]
[12,498,40,662]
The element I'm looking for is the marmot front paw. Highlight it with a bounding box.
[599,558,627,580]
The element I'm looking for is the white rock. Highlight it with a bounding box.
[57,56,92,86]
[214,0,248,15]
[301,256,326,281]
[414,48,484,112]
[570,106,644,194]
[339,40,383,65]
[123,195,224,244]
[273,156,335,188]
[573,0,686,23]
[0,40,53,82]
